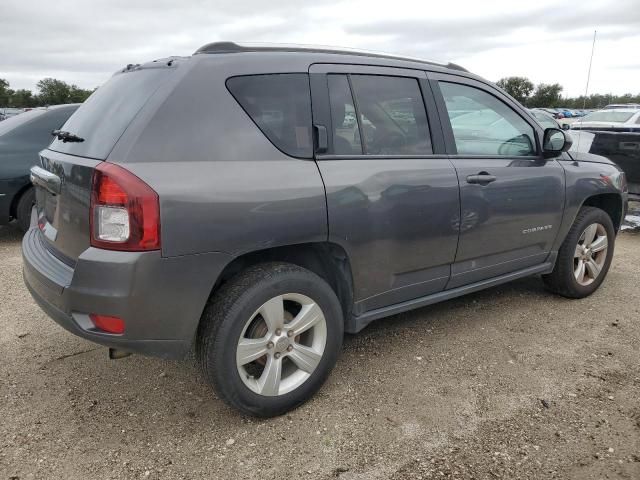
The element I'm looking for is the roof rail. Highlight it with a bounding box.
[193,41,468,72]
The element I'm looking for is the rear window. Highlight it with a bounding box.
[48,67,173,159]
[226,74,313,158]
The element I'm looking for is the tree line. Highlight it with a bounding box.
[495,76,640,109]
[0,78,94,108]
[2,74,638,110]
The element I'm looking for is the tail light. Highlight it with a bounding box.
[90,163,160,251]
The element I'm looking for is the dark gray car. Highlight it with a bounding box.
[0,104,80,231]
[23,43,628,417]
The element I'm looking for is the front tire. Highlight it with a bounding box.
[543,206,615,298]
[196,262,344,417]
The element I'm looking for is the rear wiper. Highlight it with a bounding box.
[51,129,84,143]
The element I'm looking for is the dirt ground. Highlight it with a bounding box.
[1,216,639,480]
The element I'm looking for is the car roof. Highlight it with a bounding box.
[193,41,469,73]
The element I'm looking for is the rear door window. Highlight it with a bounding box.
[227,74,313,158]
[350,75,432,155]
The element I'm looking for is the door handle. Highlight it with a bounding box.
[466,172,496,185]
[314,124,328,154]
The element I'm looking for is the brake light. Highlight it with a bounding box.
[90,163,160,251]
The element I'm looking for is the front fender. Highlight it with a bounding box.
[553,158,627,252]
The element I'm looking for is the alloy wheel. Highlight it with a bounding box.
[574,222,608,286]
[236,293,327,396]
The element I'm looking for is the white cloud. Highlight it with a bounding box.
[0,0,638,96]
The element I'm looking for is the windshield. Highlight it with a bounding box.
[0,109,46,136]
[582,111,635,123]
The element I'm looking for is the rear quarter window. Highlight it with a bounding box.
[226,74,313,158]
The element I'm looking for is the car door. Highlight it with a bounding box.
[309,64,460,316]
[429,73,565,288]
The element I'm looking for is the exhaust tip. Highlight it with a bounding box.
[109,348,132,360]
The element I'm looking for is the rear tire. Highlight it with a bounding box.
[16,188,35,233]
[196,262,344,417]
[542,206,615,298]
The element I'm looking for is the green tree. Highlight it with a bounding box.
[530,83,563,108]
[36,78,72,105]
[9,89,38,108]
[496,76,534,105]
[69,85,94,103]
[0,78,14,106]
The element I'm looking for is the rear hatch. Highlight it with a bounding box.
[32,60,180,265]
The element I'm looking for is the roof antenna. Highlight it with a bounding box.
[575,30,597,157]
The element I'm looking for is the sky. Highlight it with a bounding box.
[1,0,638,97]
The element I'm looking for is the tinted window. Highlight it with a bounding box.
[49,67,174,160]
[350,75,431,155]
[328,74,363,155]
[227,74,313,158]
[441,82,536,156]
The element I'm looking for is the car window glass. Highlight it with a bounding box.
[327,74,363,155]
[350,75,432,155]
[440,82,536,156]
[227,74,313,158]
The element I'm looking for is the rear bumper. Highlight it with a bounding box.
[22,228,232,359]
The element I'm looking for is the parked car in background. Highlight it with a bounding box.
[0,104,80,231]
[570,109,640,132]
[604,103,640,110]
[536,108,565,119]
[23,42,627,417]
[0,107,25,121]
[570,107,640,200]
[529,109,570,130]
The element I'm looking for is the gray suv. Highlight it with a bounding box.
[23,42,628,417]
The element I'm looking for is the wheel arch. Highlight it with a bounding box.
[208,242,355,324]
[581,193,624,233]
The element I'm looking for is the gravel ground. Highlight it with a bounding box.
[1,214,639,480]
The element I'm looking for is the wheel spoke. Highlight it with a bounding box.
[257,355,282,396]
[259,296,284,332]
[590,235,608,253]
[585,259,602,279]
[583,224,598,246]
[574,243,583,258]
[575,260,586,283]
[287,302,323,336]
[288,344,322,373]
[237,337,269,366]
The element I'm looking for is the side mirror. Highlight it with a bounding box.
[561,123,570,131]
[543,128,572,157]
